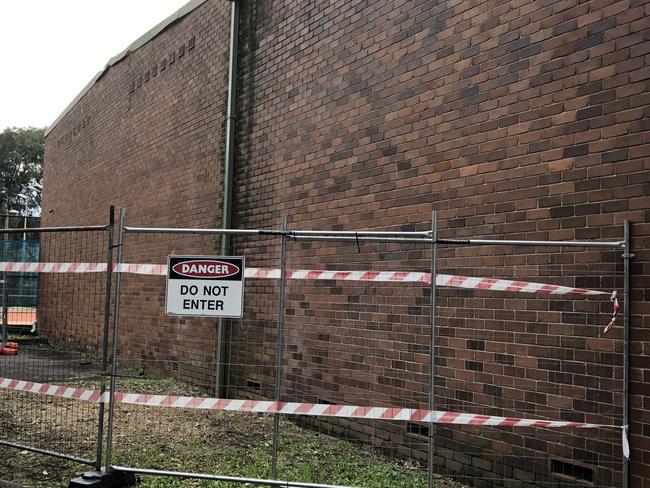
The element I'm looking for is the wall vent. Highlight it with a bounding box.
[551,459,594,483]
[406,422,429,438]
[246,379,261,391]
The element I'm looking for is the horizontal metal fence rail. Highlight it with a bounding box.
[118,217,629,488]
[0,439,94,466]
[2,212,628,487]
[0,219,113,480]
[124,225,625,248]
[113,465,354,488]
[1,225,109,234]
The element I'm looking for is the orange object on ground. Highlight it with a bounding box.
[0,347,18,356]
[7,309,36,326]
[5,342,18,349]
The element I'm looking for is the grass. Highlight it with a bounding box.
[0,378,466,488]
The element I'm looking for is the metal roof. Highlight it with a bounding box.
[45,0,209,137]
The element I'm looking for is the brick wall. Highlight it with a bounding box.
[42,0,232,387]
[42,0,649,486]
[232,0,649,486]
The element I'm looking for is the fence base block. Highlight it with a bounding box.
[68,469,137,488]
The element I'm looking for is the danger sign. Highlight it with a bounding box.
[165,256,244,317]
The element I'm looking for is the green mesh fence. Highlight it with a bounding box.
[1,240,40,308]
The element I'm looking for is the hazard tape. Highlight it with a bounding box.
[0,261,619,333]
[0,377,610,429]
[0,262,106,273]
[0,262,609,297]
[603,291,619,335]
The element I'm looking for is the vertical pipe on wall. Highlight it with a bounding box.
[215,0,240,397]
[222,0,240,243]
[622,219,632,488]
[105,208,125,471]
[95,206,115,470]
[428,211,437,488]
[271,215,289,478]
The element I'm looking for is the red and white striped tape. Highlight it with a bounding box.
[0,262,107,273]
[0,261,609,297]
[603,291,619,335]
[1,261,619,333]
[0,376,606,429]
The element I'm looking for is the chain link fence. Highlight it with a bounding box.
[0,222,111,483]
[0,210,630,488]
[1,216,41,335]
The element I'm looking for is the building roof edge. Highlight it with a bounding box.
[44,0,209,138]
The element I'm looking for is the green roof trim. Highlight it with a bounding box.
[45,0,209,137]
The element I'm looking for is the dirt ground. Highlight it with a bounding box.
[0,343,101,383]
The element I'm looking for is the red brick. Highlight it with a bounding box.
[41,0,649,486]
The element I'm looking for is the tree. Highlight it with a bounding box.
[0,127,44,215]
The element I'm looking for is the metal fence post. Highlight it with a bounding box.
[622,219,632,488]
[95,206,115,470]
[428,211,437,488]
[1,271,7,348]
[2,216,8,348]
[271,215,289,479]
[105,208,125,471]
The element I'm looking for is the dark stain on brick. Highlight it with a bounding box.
[576,106,602,120]
[448,218,466,228]
[577,80,601,96]
[589,17,616,35]
[553,20,577,36]
[601,149,628,163]
[466,360,483,372]
[576,33,603,52]
[467,340,485,350]
[563,144,589,157]
[495,354,515,366]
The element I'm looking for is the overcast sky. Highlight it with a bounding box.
[0,0,191,131]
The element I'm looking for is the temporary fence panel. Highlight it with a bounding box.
[264,230,626,488]
[100,214,628,488]
[1,240,39,312]
[107,227,281,480]
[0,215,41,314]
[0,210,629,488]
[0,226,110,482]
[103,220,449,487]
[0,215,41,333]
[274,235,435,486]
[427,240,625,488]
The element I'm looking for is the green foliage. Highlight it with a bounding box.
[0,126,45,215]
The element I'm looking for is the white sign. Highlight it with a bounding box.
[165,256,244,317]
